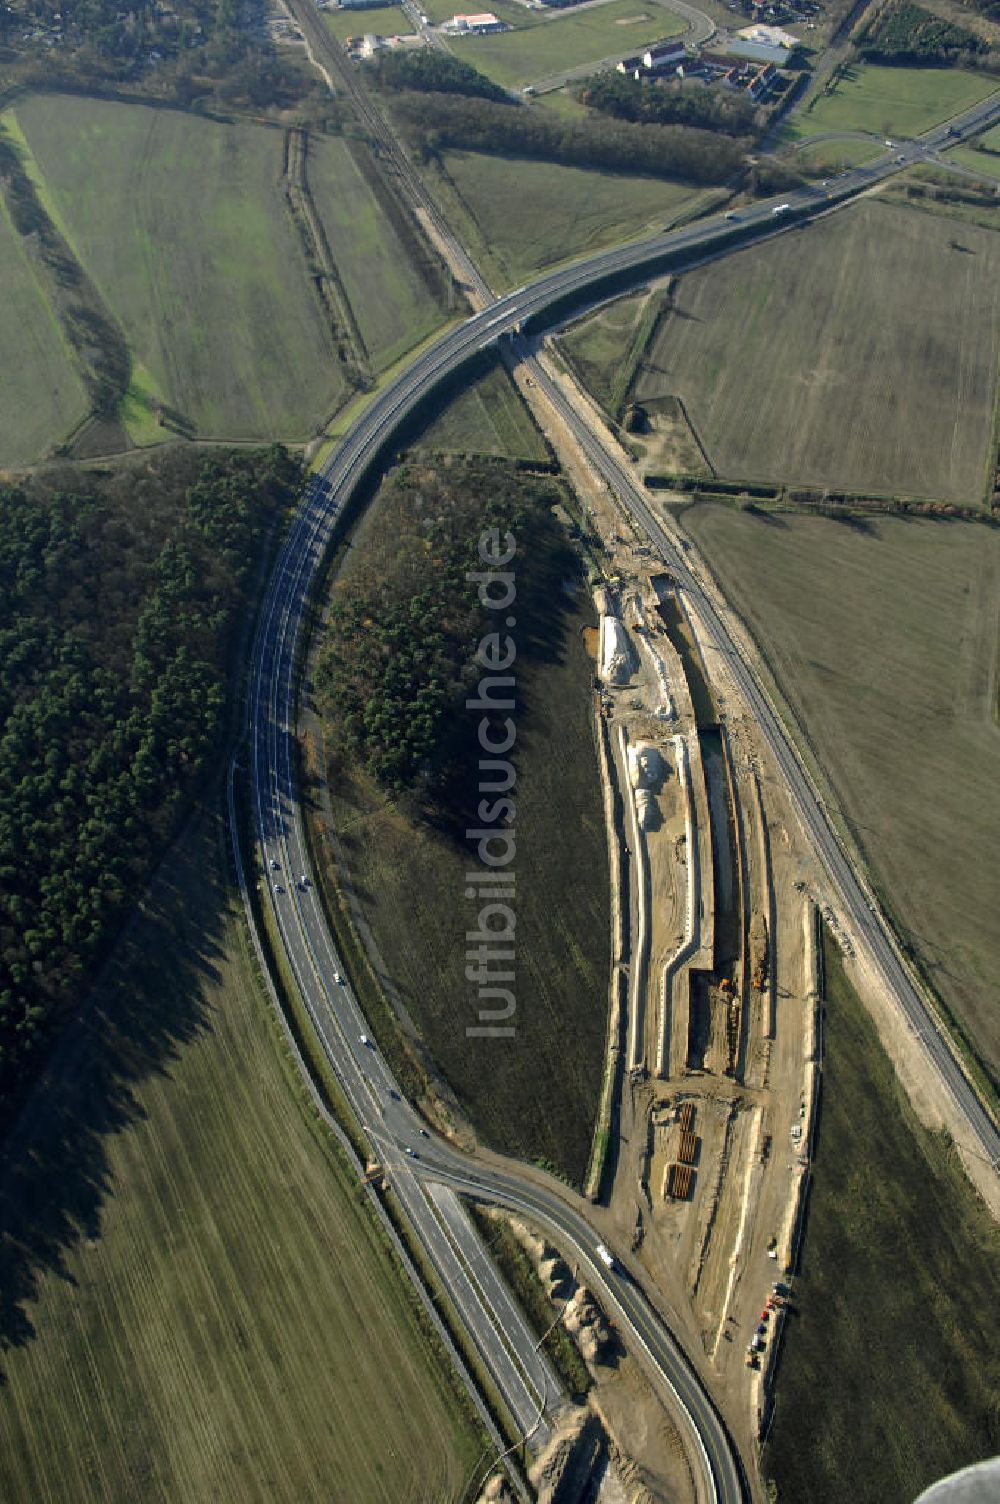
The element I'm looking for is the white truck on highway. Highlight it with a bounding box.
[596,1243,616,1271]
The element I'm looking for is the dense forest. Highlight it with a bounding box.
[0,0,317,111]
[315,457,574,810]
[966,0,1000,24]
[0,445,299,1121]
[367,48,511,103]
[856,0,987,61]
[390,90,745,184]
[576,71,760,138]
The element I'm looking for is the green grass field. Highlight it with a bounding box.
[12,95,445,445]
[763,934,1000,1503]
[0,809,482,1502]
[946,143,1000,178]
[14,95,346,442]
[429,148,702,287]
[454,0,683,88]
[677,504,1000,1088]
[791,135,882,172]
[784,62,996,142]
[414,360,550,459]
[974,120,1000,148]
[559,288,651,414]
[303,135,446,371]
[422,0,531,23]
[324,3,415,39]
[615,199,1000,503]
[946,121,1000,178]
[0,190,89,465]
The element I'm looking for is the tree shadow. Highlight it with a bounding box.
[0,811,228,1377]
[825,509,879,536]
[744,503,787,526]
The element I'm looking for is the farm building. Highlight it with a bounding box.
[446,11,508,30]
[725,36,792,65]
[617,38,686,79]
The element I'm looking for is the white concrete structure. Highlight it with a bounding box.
[628,742,665,790]
[738,23,798,49]
[600,615,637,685]
[638,635,676,721]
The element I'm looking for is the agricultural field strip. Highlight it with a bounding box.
[8,96,448,448]
[676,507,1000,1083]
[283,0,492,301]
[432,151,701,290]
[0,190,89,464]
[0,808,483,1500]
[237,77,1000,1504]
[763,935,1000,1504]
[628,200,1000,504]
[11,96,345,440]
[225,767,512,1472]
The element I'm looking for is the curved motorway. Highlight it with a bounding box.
[240,90,1000,1504]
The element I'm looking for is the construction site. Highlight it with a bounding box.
[492,333,833,1478]
[592,522,822,1441]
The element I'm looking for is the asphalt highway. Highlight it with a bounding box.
[239,88,1000,1504]
[246,477,561,1455]
[245,406,743,1498]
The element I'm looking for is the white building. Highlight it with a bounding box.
[641,39,686,72]
[738,23,799,50]
[447,11,507,32]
